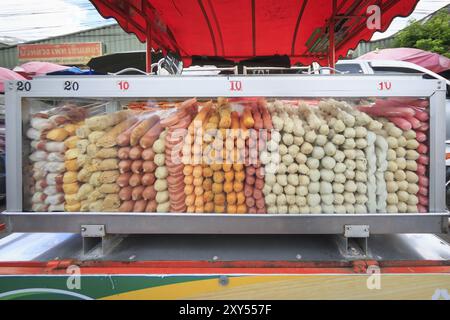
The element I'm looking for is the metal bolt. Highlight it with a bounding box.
[219,275,229,286]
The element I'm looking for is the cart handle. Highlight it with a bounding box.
[308,67,348,75]
[110,68,150,76]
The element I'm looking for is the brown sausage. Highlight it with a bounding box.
[141,148,155,161]
[248,207,257,214]
[118,160,132,173]
[54,174,64,185]
[177,97,197,111]
[160,113,179,127]
[139,122,162,149]
[254,177,264,190]
[130,115,160,146]
[245,197,255,208]
[129,173,142,187]
[142,161,156,173]
[255,197,265,209]
[244,184,253,197]
[142,186,156,200]
[117,172,132,187]
[256,207,266,214]
[253,189,263,200]
[118,147,131,160]
[118,186,133,201]
[141,173,156,186]
[129,146,143,160]
[245,175,255,185]
[131,185,145,201]
[255,167,265,179]
[131,160,143,174]
[116,120,143,147]
[145,200,157,212]
[245,166,256,176]
[133,200,147,212]
[119,200,135,212]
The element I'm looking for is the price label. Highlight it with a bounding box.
[63,81,79,91]
[378,81,392,91]
[229,80,242,92]
[16,81,31,92]
[117,80,130,91]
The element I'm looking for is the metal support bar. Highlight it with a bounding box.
[145,13,152,73]
[328,0,337,69]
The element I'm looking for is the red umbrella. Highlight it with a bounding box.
[358,48,450,74]
[13,61,70,77]
[0,67,27,93]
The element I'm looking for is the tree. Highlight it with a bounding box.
[393,8,450,58]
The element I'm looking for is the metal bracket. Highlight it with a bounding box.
[338,225,370,258]
[344,225,369,238]
[80,225,124,257]
[81,224,105,237]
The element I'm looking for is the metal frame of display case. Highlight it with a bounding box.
[2,75,449,237]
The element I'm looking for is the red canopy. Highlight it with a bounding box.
[90,0,419,67]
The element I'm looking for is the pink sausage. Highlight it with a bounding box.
[418,123,429,132]
[417,205,427,213]
[416,164,427,176]
[418,195,428,206]
[417,155,429,165]
[418,176,429,187]
[417,143,428,155]
[387,117,412,131]
[415,131,427,142]
[404,116,421,129]
[358,106,415,117]
[418,186,428,196]
[413,110,429,122]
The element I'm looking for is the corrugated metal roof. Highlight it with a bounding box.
[0,24,145,68]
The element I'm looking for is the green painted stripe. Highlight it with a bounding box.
[0,275,216,299]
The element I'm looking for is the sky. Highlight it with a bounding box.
[0,0,449,43]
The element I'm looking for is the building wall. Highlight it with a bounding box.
[353,37,395,57]
[0,24,145,68]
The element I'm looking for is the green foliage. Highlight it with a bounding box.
[393,9,450,58]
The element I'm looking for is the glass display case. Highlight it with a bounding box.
[2,75,448,235]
